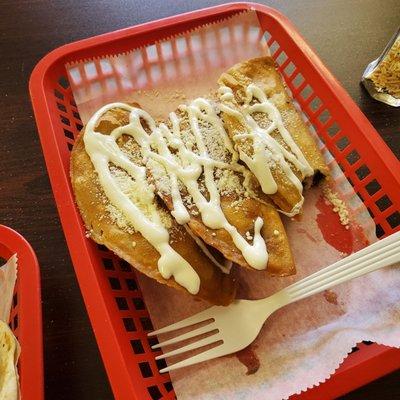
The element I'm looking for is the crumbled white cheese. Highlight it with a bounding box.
[323,186,350,227]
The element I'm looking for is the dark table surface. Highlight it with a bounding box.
[1,0,399,399]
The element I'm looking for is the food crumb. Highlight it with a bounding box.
[132,241,136,247]
[323,186,350,227]
[323,290,338,305]
[235,345,260,375]
[273,230,279,236]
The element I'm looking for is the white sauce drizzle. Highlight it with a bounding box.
[84,103,200,294]
[218,86,234,101]
[84,100,269,271]
[219,84,313,216]
[183,225,232,274]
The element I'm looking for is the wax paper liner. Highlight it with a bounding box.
[0,254,18,323]
[0,255,20,400]
[66,11,399,400]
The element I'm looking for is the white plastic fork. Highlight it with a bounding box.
[149,231,400,373]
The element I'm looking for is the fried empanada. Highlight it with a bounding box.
[147,100,295,275]
[70,106,236,305]
[218,57,329,215]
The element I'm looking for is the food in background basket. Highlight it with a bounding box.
[0,321,20,400]
[368,38,400,99]
[361,28,400,107]
[0,255,20,400]
[70,57,328,303]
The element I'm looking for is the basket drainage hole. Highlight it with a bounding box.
[54,89,64,100]
[102,258,114,270]
[115,297,129,310]
[336,136,350,151]
[130,339,145,354]
[365,179,381,196]
[263,30,272,42]
[119,259,131,272]
[327,122,341,137]
[346,150,360,165]
[60,115,70,126]
[148,385,163,400]
[67,142,73,151]
[375,195,393,212]
[123,317,136,332]
[148,337,159,350]
[139,361,153,378]
[318,109,331,125]
[375,224,385,238]
[126,278,138,291]
[63,129,74,140]
[310,96,322,112]
[292,72,304,88]
[57,102,67,112]
[109,277,121,290]
[355,165,371,181]
[156,358,167,371]
[269,40,280,55]
[164,381,173,392]
[97,243,108,252]
[284,61,296,77]
[58,76,70,89]
[275,50,288,66]
[387,211,400,229]
[300,84,313,100]
[132,297,145,310]
[140,317,153,331]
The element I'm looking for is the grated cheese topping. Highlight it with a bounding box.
[323,186,350,228]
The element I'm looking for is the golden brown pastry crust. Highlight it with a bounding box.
[70,113,237,305]
[160,191,294,276]
[218,57,329,214]
[154,104,295,276]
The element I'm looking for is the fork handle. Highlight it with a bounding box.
[277,231,400,305]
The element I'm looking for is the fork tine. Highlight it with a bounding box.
[159,344,225,373]
[151,323,217,349]
[155,333,221,361]
[148,307,217,337]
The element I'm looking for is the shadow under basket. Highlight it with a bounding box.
[29,2,400,400]
[0,225,43,400]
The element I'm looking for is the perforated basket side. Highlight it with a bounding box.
[0,225,43,400]
[260,17,400,237]
[29,3,400,400]
[33,65,176,400]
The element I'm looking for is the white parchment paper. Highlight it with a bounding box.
[0,254,18,323]
[66,11,400,400]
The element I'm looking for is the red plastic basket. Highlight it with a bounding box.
[29,2,400,399]
[0,225,43,400]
